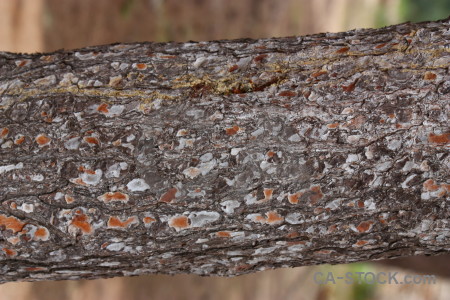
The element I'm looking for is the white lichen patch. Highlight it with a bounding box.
[220,200,240,214]
[0,162,23,174]
[197,159,217,176]
[64,136,80,150]
[54,192,64,200]
[193,56,207,68]
[200,153,213,162]
[285,212,304,225]
[288,134,301,142]
[187,188,206,198]
[109,75,122,87]
[346,154,360,163]
[106,162,128,178]
[176,138,195,150]
[106,242,125,252]
[230,148,243,156]
[75,51,98,60]
[30,174,44,182]
[102,104,125,117]
[78,169,103,186]
[33,75,56,86]
[59,73,79,86]
[253,246,279,256]
[188,211,220,227]
[18,203,34,213]
[183,167,201,179]
[99,261,121,267]
[126,178,150,192]
[401,174,417,189]
[387,138,402,151]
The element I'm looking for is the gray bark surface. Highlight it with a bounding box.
[0,18,449,283]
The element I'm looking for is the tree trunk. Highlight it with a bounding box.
[0,18,449,283]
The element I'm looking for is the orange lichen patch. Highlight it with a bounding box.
[0,215,26,233]
[314,250,332,255]
[143,217,156,224]
[344,115,366,129]
[168,215,190,231]
[423,179,440,192]
[428,132,449,145]
[255,211,284,225]
[160,55,177,59]
[254,54,268,62]
[78,166,96,174]
[14,135,25,145]
[70,178,87,186]
[356,221,374,233]
[311,70,327,78]
[35,134,51,146]
[287,192,304,204]
[314,207,324,214]
[279,91,296,97]
[286,240,306,246]
[375,43,387,49]
[225,125,240,135]
[229,65,239,72]
[286,231,299,239]
[342,80,357,92]
[335,47,349,54]
[1,127,9,138]
[98,192,129,203]
[438,184,450,197]
[136,63,147,70]
[70,213,92,234]
[216,231,231,238]
[101,242,109,249]
[7,236,20,245]
[17,60,30,67]
[327,224,337,233]
[2,248,17,257]
[33,227,50,241]
[24,267,46,272]
[327,123,339,129]
[177,129,189,136]
[263,188,273,199]
[424,72,437,80]
[354,240,369,247]
[107,216,138,228]
[65,195,75,204]
[395,123,403,129]
[97,103,109,113]
[267,151,275,157]
[159,188,178,203]
[388,113,395,119]
[10,202,17,209]
[309,186,323,204]
[235,264,252,272]
[357,201,365,208]
[84,136,99,145]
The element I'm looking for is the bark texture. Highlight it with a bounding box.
[0,18,449,283]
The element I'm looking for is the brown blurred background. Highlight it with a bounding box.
[0,0,449,299]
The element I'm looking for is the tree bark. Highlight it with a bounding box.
[0,18,449,283]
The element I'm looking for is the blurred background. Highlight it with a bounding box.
[0,0,449,299]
